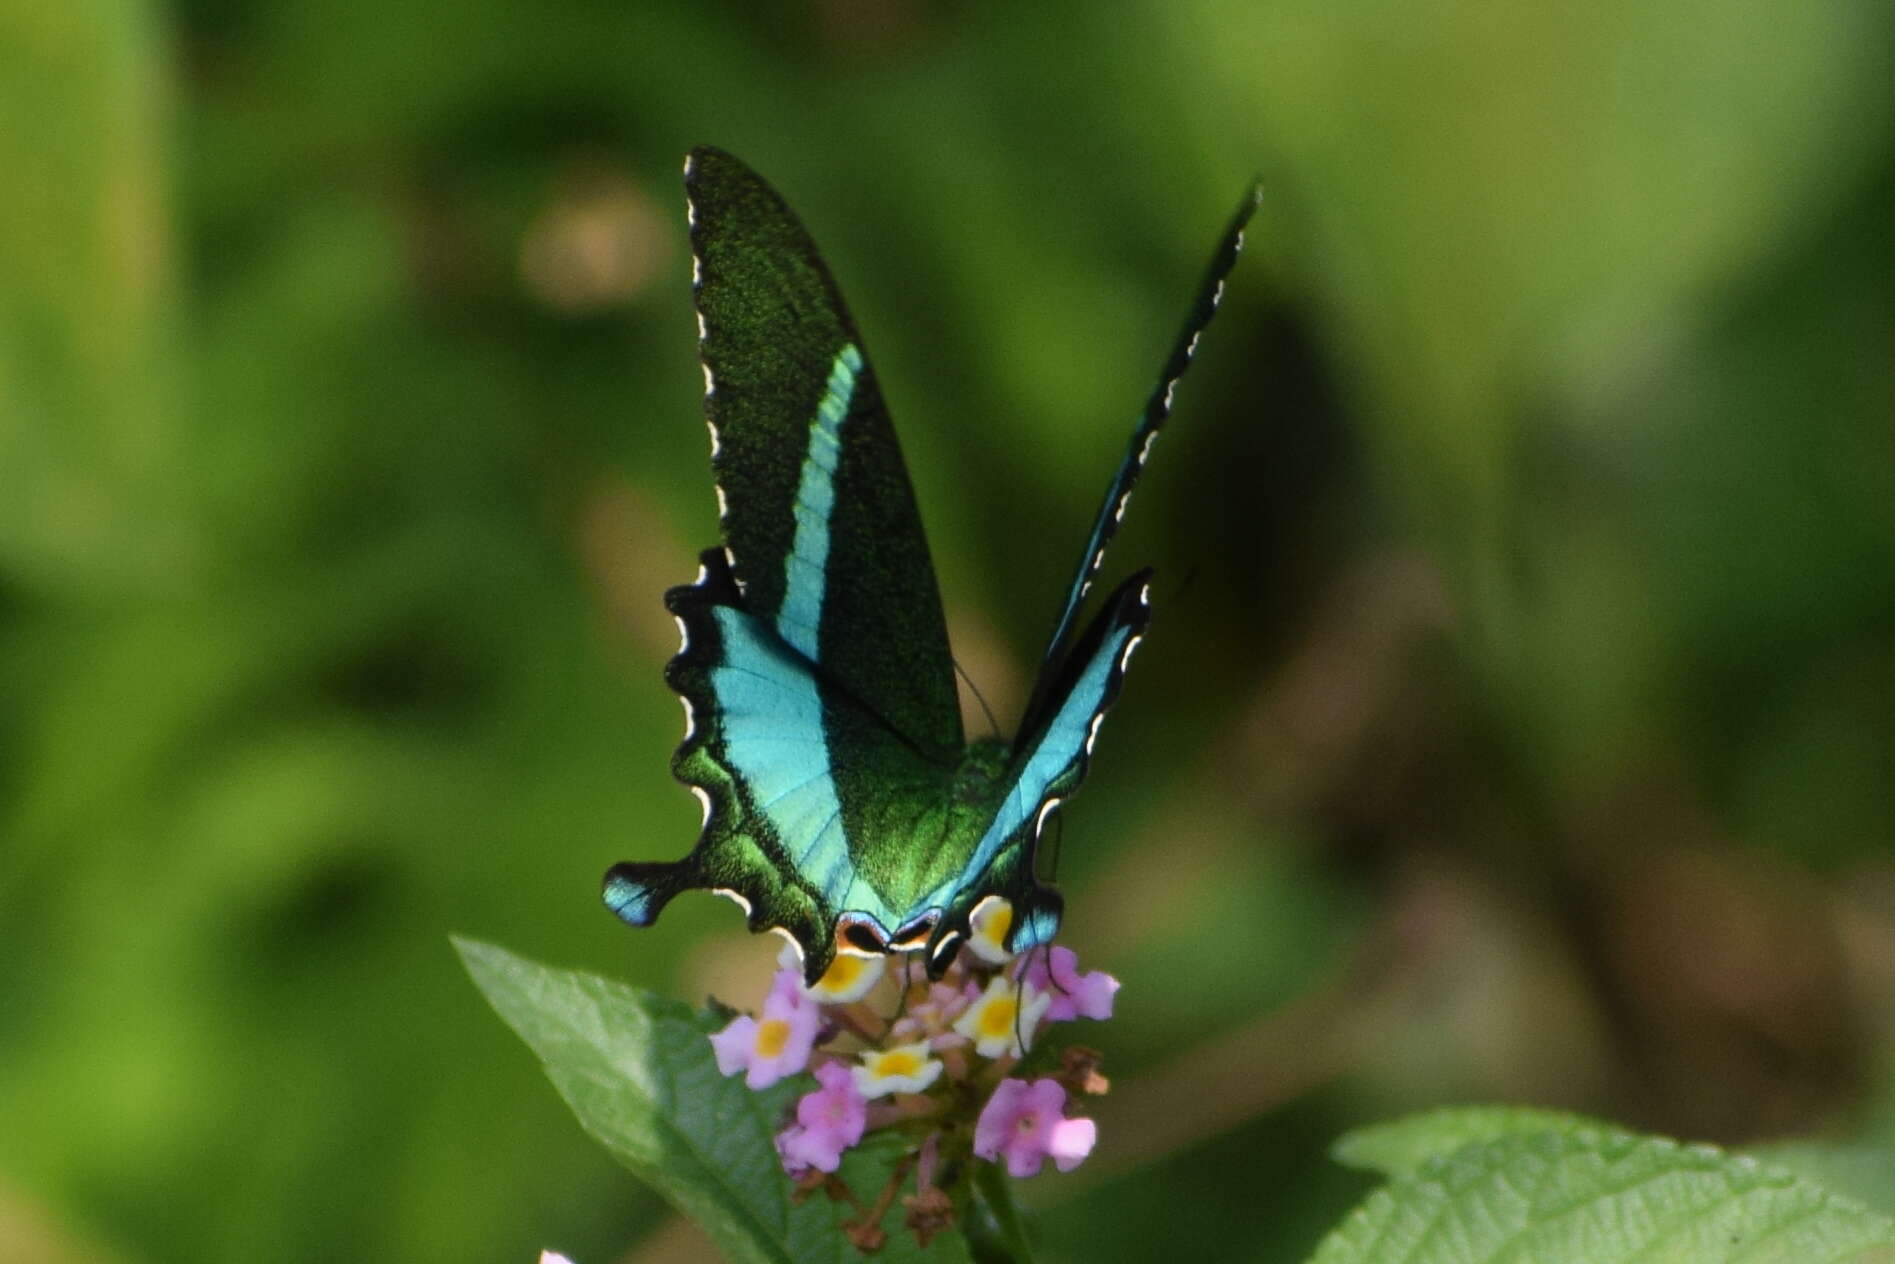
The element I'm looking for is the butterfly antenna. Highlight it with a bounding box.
[1034,940,1071,1004]
[954,658,1001,737]
[1011,964,1031,1055]
[1170,562,1201,605]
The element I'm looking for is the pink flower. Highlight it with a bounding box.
[1016,946,1118,1022]
[709,968,821,1090]
[972,1077,1097,1177]
[887,977,980,1047]
[776,1061,868,1173]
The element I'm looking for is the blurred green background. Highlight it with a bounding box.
[4,0,1894,1260]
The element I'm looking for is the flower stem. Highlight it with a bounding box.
[972,1162,1036,1263]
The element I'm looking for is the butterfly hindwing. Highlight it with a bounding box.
[685,147,963,765]
[605,548,959,983]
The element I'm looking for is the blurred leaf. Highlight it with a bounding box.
[1313,1110,1895,1263]
[1330,1105,1596,1180]
[1754,1142,1895,1221]
[0,0,191,594]
[1187,0,1895,790]
[457,937,970,1264]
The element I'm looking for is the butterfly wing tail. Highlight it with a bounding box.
[602,860,692,928]
[1011,885,1064,954]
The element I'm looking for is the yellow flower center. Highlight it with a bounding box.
[977,995,1019,1039]
[754,1018,790,1059]
[819,955,865,992]
[874,1049,923,1077]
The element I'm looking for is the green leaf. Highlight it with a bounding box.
[1753,1142,1895,1221]
[455,937,970,1264]
[1332,1106,1603,1180]
[1312,1110,1895,1264]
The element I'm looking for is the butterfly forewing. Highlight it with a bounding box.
[1021,184,1261,736]
[684,147,963,765]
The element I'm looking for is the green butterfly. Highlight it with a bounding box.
[606,148,1256,984]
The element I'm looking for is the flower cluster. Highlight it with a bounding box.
[708,898,1118,1250]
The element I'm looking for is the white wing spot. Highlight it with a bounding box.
[673,614,691,652]
[714,484,730,521]
[706,418,723,459]
[1162,381,1176,411]
[1212,279,1226,307]
[695,311,708,343]
[691,253,702,287]
[701,363,716,396]
[1186,331,1201,359]
[769,927,804,964]
[929,930,963,967]
[691,785,713,827]
[1034,797,1064,836]
[693,561,709,584]
[678,694,697,740]
[1111,492,1130,524]
[1084,712,1105,755]
[1138,431,1159,465]
[712,887,753,917]
[1118,632,1145,672]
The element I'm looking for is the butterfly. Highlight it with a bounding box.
[604,147,1257,984]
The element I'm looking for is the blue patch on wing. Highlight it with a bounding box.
[774,344,862,660]
[710,610,847,892]
[1014,898,1062,952]
[709,604,901,932]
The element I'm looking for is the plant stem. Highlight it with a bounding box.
[972,1162,1035,1264]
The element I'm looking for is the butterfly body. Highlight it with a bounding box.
[605,148,1254,983]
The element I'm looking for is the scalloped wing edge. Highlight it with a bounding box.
[602,548,845,983]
